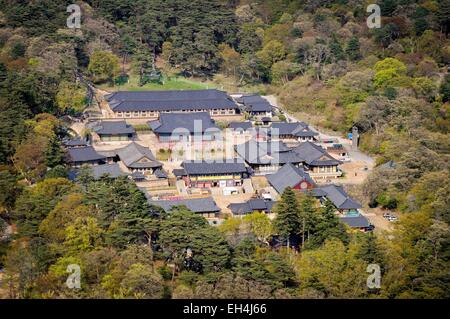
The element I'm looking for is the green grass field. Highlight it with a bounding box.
[100,75,217,92]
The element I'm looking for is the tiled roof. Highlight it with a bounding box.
[148,112,219,134]
[270,122,318,137]
[173,168,187,177]
[154,168,168,179]
[249,102,273,112]
[90,163,127,179]
[236,95,274,112]
[339,215,371,228]
[149,197,221,214]
[379,160,396,170]
[105,89,238,112]
[239,95,267,105]
[116,142,162,169]
[319,185,362,209]
[267,163,316,194]
[91,121,135,135]
[292,141,341,166]
[106,89,229,102]
[131,171,146,180]
[235,140,301,165]
[181,160,247,175]
[229,121,253,131]
[63,137,89,147]
[228,199,277,215]
[68,146,106,163]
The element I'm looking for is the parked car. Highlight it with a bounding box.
[387,216,398,222]
[383,212,397,221]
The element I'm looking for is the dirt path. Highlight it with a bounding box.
[363,207,395,233]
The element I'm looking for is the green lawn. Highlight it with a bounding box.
[100,75,217,92]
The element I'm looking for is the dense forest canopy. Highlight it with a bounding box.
[0,0,449,299]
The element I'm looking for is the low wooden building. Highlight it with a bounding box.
[269,122,318,142]
[67,146,107,167]
[104,89,240,120]
[175,160,250,188]
[292,142,342,181]
[228,198,277,216]
[237,95,273,118]
[91,121,135,142]
[234,140,302,175]
[149,197,221,219]
[116,142,163,174]
[148,112,220,142]
[266,163,316,194]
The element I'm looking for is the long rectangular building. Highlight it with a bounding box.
[175,160,250,188]
[104,89,240,119]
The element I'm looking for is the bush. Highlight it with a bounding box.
[157,265,173,280]
[376,192,398,209]
[133,124,151,132]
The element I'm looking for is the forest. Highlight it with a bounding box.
[0,0,449,298]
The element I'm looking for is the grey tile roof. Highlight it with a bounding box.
[319,185,362,209]
[106,89,229,102]
[91,121,135,135]
[149,197,221,214]
[379,160,396,170]
[292,141,341,166]
[63,137,89,147]
[267,163,316,194]
[116,142,162,169]
[112,99,237,112]
[131,171,146,180]
[308,188,327,197]
[237,95,274,113]
[173,168,187,177]
[339,215,371,228]
[229,121,253,131]
[154,168,168,179]
[270,122,318,137]
[181,160,247,175]
[90,163,127,179]
[105,89,238,112]
[235,140,301,165]
[249,102,273,112]
[97,150,118,158]
[148,112,219,135]
[228,199,277,215]
[68,146,106,163]
[240,95,267,105]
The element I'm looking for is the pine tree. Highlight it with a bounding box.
[329,35,345,62]
[357,232,385,266]
[346,36,361,61]
[298,194,318,248]
[273,187,301,248]
[305,199,348,249]
[380,0,398,17]
[437,0,450,34]
[45,136,66,168]
[440,75,450,102]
